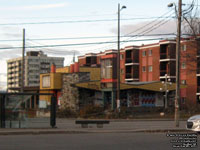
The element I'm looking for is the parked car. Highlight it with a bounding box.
[186,115,200,132]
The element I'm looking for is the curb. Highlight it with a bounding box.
[58,118,187,122]
[0,129,188,135]
[109,119,187,122]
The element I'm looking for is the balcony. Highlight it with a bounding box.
[160,70,167,77]
[29,61,39,65]
[197,86,200,95]
[125,72,139,81]
[160,72,176,79]
[8,79,12,83]
[125,58,132,63]
[160,53,176,62]
[125,58,139,66]
[197,69,200,76]
[197,50,200,57]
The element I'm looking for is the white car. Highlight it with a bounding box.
[186,115,200,132]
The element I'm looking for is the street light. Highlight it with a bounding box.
[168,0,182,127]
[160,74,172,109]
[168,3,174,7]
[117,3,126,111]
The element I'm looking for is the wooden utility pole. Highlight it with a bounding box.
[117,3,121,111]
[175,0,182,127]
[117,4,126,111]
[21,29,25,93]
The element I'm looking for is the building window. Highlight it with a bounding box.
[181,80,186,85]
[120,54,124,60]
[181,97,186,104]
[181,62,186,69]
[182,45,186,51]
[148,66,152,72]
[142,51,146,57]
[149,50,152,56]
[42,75,50,88]
[142,66,146,72]
[121,69,124,74]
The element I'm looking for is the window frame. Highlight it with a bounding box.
[148,66,153,72]
[142,66,146,72]
[142,51,146,57]
[181,62,186,69]
[149,49,152,56]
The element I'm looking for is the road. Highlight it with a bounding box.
[0,132,199,150]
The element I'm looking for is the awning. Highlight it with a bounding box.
[74,81,187,92]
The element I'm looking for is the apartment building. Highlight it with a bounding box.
[77,37,200,106]
[7,51,64,91]
[78,53,101,67]
[121,38,200,105]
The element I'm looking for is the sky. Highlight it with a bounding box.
[0,0,197,90]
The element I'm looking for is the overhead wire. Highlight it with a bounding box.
[120,12,175,47]
[0,37,178,51]
[0,17,176,26]
[89,9,175,52]
[0,9,176,54]
[26,40,75,55]
[0,7,193,53]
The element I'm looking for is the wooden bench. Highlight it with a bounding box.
[75,120,110,128]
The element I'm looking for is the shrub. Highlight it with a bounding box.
[79,105,104,118]
[57,108,77,118]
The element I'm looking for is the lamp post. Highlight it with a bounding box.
[117,4,126,111]
[160,74,172,109]
[168,0,182,127]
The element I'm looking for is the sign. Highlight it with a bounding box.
[39,100,47,108]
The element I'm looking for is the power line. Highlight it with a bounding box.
[0,37,176,50]
[26,40,77,55]
[0,33,178,42]
[90,10,175,52]
[0,17,175,26]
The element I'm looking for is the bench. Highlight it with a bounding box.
[75,120,110,128]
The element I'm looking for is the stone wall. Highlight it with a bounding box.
[60,72,90,111]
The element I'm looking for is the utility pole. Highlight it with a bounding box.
[165,74,168,109]
[117,3,121,111]
[175,0,182,127]
[117,4,126,111]
[21,28,25,93]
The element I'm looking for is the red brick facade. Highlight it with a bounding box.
[78,38,200,105]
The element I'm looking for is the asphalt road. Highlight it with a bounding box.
[0,132,199,150]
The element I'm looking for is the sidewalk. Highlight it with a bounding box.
[0,119,189,135]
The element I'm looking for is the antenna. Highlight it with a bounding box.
[73,51,75,63]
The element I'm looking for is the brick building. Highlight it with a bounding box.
[120,38,200,106]
[77,49,180,109]
[77,37,199,107]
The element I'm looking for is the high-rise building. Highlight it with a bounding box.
[7,51,64,92]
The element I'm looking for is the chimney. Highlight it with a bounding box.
[51,63,56,73]
[70,64,74,73]
[74,62,79,73]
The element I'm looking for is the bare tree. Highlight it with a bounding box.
[182,0,200,36]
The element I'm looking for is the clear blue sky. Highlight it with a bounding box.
[0,0,196,90]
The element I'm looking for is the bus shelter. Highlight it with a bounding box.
[0,93,56,128]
